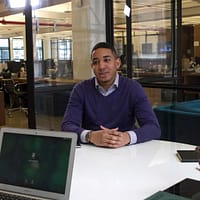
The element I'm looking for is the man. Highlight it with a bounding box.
[61,42,161,148]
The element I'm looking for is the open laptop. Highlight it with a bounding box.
[0,127,77,200]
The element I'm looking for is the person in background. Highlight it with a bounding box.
[61,42,161,148]
[19,62,27,78]
[1,63,11,79]
[119,54,127,76]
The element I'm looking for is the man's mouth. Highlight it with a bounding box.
[99,72,108,77]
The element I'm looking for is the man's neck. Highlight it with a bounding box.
[96,74,118,91]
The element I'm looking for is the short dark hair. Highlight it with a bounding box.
[91,42,118,58]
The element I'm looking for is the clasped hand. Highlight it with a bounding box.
[89,125,130,148]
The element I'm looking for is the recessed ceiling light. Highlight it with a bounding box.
[7,0,39,8]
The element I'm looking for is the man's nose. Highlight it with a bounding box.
[98,59,105,68]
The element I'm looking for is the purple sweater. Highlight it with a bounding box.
[61,76,161,143]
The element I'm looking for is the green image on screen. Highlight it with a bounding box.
[0,133,72,194]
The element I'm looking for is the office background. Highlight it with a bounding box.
[0,0,200,146]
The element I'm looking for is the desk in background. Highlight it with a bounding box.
[183,71,200,99]
[35,81,76,116]
[70,140,200,200]
[33,78,79,130]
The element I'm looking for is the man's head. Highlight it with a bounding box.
[91,42,118,59]
[91,42,121,90]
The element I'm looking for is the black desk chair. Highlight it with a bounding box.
[2,79,28,117]
[0,80,3,91]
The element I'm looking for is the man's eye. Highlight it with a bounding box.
[104,57,111,63]
[92,60,99,65]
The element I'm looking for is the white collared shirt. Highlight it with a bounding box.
[95,73,119,96]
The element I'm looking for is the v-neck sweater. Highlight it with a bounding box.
[61,76,161,143]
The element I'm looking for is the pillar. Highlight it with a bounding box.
[72,0,106,80]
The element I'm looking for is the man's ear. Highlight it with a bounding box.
[91,62,94,69]
[116,58,121,69]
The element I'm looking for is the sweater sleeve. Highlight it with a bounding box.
[61,83,85,135]
[131,81,161,143]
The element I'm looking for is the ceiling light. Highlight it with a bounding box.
[7,0,39,9]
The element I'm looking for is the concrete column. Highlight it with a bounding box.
[43,37,51,59]
[72,0,106,80]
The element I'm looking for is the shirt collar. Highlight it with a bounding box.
[95,73,119,89]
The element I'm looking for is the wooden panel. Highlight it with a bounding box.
[194,24,200,57]
[183,72,200,99]
[144,88,161,106]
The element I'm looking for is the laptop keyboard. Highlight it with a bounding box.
[0,191,41,200]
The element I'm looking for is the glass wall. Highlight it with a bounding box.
[1,0,200,145]
[31,0,105,130]
[112,0,200,145]
[29,1,72,130]
[36,39,43,61]
[114,0,173,79]
[0,38,10,63]
[12,38,24,61]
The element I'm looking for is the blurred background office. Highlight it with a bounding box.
[0,0,200,145]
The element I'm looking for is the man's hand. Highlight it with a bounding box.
[89,125,130,148]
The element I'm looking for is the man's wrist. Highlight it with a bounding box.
[86,131,93,143]
[124,132,131,145]
[127,130,137,144]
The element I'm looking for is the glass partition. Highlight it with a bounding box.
[113,0,172,79]
[1,0,200,139]
[29,1,73,130]
[31,0,105,130]
[0,38,10,63]
[112,1,200,146]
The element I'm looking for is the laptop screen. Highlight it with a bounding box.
[0,132,72,195]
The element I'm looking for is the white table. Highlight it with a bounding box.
[70,140,200,200]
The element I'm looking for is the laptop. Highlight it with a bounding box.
[0,127,77,200]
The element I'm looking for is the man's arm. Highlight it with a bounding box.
[131,82,161,143]
[61,84,84,135]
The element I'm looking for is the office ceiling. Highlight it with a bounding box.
[114,0,200,31]
[0,0,200,38]
[0,0,71,37]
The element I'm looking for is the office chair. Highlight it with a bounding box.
[0,80,3,91]
[2,79,28,117]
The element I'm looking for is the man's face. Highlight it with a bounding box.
[91,48,121,89]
